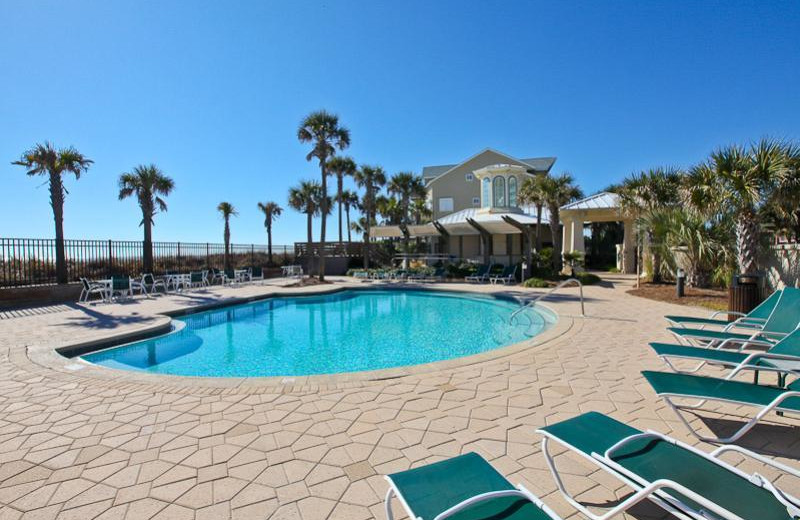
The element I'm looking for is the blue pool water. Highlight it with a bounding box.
[83,289,554,377]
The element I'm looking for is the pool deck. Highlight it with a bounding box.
[0,274,798,519]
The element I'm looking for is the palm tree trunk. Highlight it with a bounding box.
[646,230,661,283]
[736,209,760,275]
[143,216,154,274]
[306,212,313,276]
[267,221,273,266]
[535,204,543,251]
[49,174,68,284]
[403,199,410,255]
[364,189,372,269]
[549,205,563,273]
[318,162,328,281]
[337,175,344,243]
[224,221,230,270]
[346,206,352,242]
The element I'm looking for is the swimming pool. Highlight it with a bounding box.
[82,289,555,378]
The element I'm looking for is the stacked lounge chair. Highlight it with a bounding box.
[666,287,800,350]
[643,287,800,442]
[665,288,782,331]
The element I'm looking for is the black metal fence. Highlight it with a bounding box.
[0,237,296,288]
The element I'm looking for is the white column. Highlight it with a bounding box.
[561,217,572,274]
[570,219,585,253]
[622,219,636,274]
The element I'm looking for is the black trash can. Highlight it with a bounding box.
[728,274,761,322]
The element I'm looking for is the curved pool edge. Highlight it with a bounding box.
[26,283,576,392]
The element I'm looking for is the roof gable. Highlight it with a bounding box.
[560,192,620,211]
[426,149,556,186]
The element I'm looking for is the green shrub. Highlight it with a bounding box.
[523,277,550,288]
[575,272,601,285]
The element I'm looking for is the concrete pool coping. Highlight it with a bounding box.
[25,282,577,392]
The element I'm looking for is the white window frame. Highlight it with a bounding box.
[438,197,454,213]
[465,173,474,182]
[472,196,480,206]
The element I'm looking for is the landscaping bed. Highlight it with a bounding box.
[627,282,727,311]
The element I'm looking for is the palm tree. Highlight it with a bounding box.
[617,167,682,282]
[217,202,238,270]
[326,156,357,242]
[539,173,584,272]
[353,165,387,268]
[762,144,800,240]
[388,172,425,253]
[289,181,328,274]
[350,216,369,255]
[257,201,283,266]
[118,165,175,274]
[518,174,548,251]
[376,195,403,225]
[685,139,791,275]
[297,110,351,280]
[12,142,93,283]
[339,189,360,242]
[411,197,432,225]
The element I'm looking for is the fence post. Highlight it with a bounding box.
[206,243,210,268]
[177,242,181,271]
[108,239,113,277]
[251,244,254,266]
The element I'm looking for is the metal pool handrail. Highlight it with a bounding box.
[510,277,585,323]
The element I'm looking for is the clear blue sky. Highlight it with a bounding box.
[2,1,798,245]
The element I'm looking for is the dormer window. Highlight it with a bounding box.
[474,164,530,210]
[493,176,506,207]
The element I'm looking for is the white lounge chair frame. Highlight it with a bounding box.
[654,368,800,443]
[666,309,764,331]
[383,475,561,520]
[490,265,517,285]
[539,428,800,520]
[79,278,108,303]
[656,344,800,376]
[130,274,168,298]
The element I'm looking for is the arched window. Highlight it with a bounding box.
[482,177,491,208]
[508,176,518,207]
[493,176,506,207]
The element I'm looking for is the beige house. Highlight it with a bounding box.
[373,149,556,268]
[372,148,639,275]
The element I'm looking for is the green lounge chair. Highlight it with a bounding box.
[651,326,800,377]
[384,452,561,520]
[665,288,784,331]
[489,265,517,285]
[538,411,800,520]
[424,267,446,282]
[668,287,800,350]
[643,370,800,443]
[465,264,490,283]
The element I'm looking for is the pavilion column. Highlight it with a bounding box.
[561,217,573,274]
[622,218,636,274]
[570,218,585,254]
